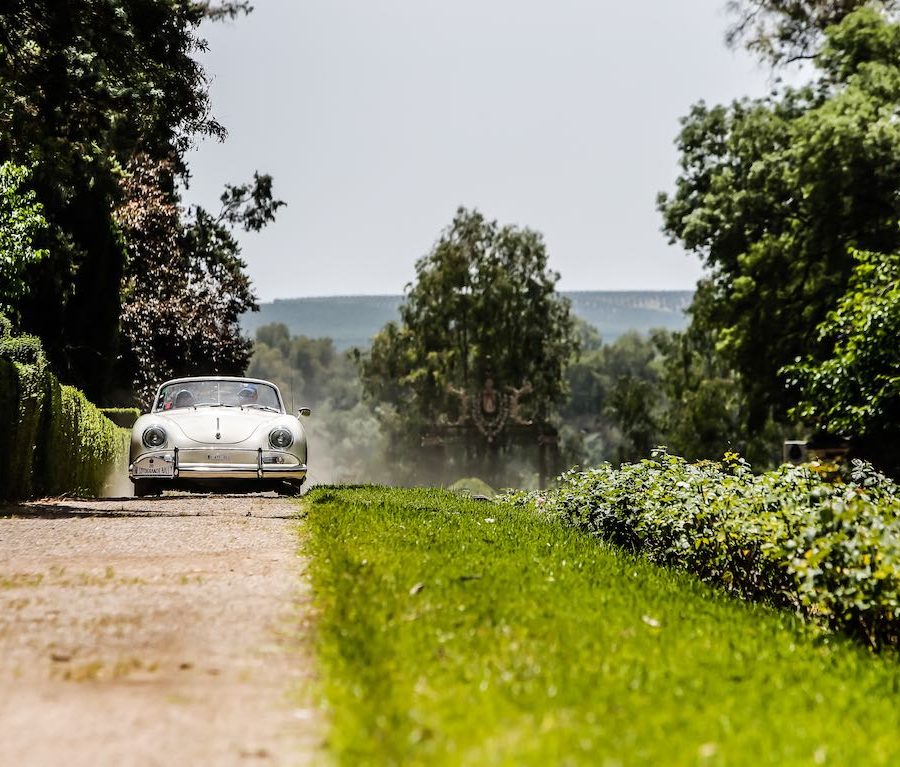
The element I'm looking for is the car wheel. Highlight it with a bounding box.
[276,480,305,496]
[133,479,162,498]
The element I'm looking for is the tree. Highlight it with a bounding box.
[0,163,47,315]
[659,7,900,431]
[115,156,280,405]
[360,208,578,481]
[561,327,668,466]
[784,248,900,469]
[248,323,386,483]
[249,323,359,407]
[726,0,900,65]
[654,312,787,466]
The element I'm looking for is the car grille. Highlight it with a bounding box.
[177,449,258,465]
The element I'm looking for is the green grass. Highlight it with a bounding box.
[303,486,900,766]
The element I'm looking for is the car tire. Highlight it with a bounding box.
[276,479,305,497]
[133,479,162,498]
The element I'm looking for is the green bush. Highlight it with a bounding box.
[3,361,50,499]
[0,359,19,492]
[0,332,128,499]
[0,334,47,367]
[448,476,496,497]
[0,331,50,496]
[37,378,128,497]
[99,407,141,429]
[508,453,900,648]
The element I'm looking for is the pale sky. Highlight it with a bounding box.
[183,0,778,301]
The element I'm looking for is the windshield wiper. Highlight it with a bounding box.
[243,404,280,412]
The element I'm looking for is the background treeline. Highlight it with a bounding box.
[247,324,389,485]
[247,317,778,487]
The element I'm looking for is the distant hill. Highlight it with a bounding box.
[241,291,694,350]
[243,295,402,350]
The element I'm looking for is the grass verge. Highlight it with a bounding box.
[303,486,900,766]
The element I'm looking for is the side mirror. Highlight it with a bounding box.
[298,407,311,417]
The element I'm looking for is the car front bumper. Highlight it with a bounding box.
[129,447,307,482]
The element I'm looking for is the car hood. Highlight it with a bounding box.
[161,408,278,445]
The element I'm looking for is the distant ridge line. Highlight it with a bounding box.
[244,290,694,350]
[269,289,693,302]
[270,294,403,302]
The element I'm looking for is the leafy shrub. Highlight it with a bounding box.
[3,361,50,498]
[0,162,48,312]
[0,334,47,367]
[449,476,496,497]
[0,332,127,499]
[0,359,21,493]
[507,453,900,648]
[0,335,49,496]
[38,381,128,497]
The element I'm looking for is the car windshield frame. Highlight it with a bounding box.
[152,379,285,414]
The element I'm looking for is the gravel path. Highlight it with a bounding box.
[0,494,322,767]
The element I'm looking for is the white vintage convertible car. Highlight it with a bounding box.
[129,376,309,497]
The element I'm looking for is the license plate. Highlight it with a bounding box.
[132,456,175,478]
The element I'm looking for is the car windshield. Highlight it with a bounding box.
[153,380,282,413]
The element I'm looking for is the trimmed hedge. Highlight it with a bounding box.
[0,331,128,500]
[1,359,48,499]
[39,379,129,497]
[507,453,900,649]
[0,359,24,495]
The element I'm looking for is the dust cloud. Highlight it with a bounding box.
[103,462,134,498]
[300,411,403,489]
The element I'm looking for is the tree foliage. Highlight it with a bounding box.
[0,0,227,398]
[250,323,360,408]
[726,0,900,65]
[0,0,275,404]
[361,208,578,477]
[0,163,47,314]
[248,323,385,483]
[115,156,276,405]
[785,249,900,465]
[562,327,668,465]
[655,312,787,465]
[214,172,285,232]
[660,7,900,432]
[194,1,254,21]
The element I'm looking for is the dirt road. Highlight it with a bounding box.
[0,494,322,767]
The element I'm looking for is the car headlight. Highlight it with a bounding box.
[269,427,293,449]
[142,426,167,448]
